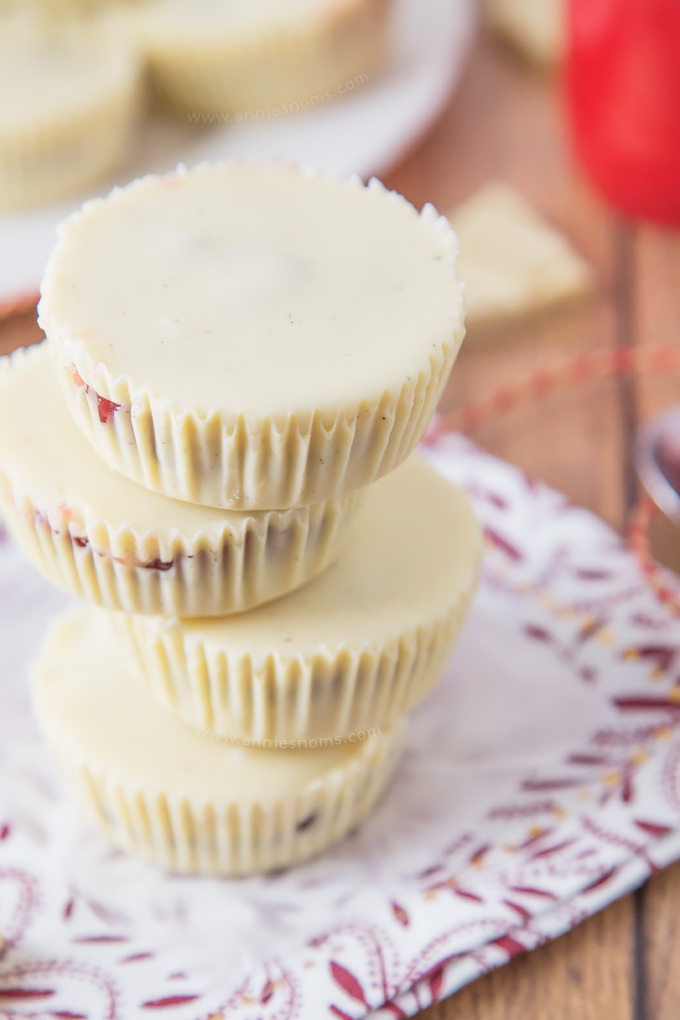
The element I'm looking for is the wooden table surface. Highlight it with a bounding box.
[2,25,680,1020]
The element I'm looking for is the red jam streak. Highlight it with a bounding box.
[72,365,122,424]
[96,395,120,425]
[144,557,175,573]
[34,511,175,572]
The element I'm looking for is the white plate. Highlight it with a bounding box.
[0,0,475,307]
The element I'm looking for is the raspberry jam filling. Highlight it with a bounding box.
[72,366,122,424]
[33,508,176,572]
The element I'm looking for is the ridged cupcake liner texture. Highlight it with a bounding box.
[115,456,483,742]
[1,80,140,212]
[139,0,389,114]
[32,610,404,875]
[119,586,476,744]
[44,729,403,875]
[0,482,359,617]
[50,337,454,509]
[41,170,464,510]
[0,18,141,212]
[0,344,360,616]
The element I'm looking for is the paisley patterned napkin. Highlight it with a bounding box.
[1,433,679,1020]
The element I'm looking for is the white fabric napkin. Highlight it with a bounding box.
[1,433,679,1020]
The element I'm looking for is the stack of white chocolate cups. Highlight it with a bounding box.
[0,163,482,875]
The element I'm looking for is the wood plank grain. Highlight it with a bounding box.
[640,861,680,1020]
[418,896,636,1020]
[385,34,627,530]
[0,305,41,356]
[384,27,639,1020]
[630,202,680,1020]
[633,224,680,420]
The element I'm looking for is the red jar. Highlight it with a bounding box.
[566,0,680,225]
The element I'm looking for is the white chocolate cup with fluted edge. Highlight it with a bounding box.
[0,343,359,617]
[40,162,465,510]
[32,609,404,876]
[136,0,389,115]
[0,10,141,212]
[118,456,482,744]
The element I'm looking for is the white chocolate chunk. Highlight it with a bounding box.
[484,0,563,68]
[449,184,592,332]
